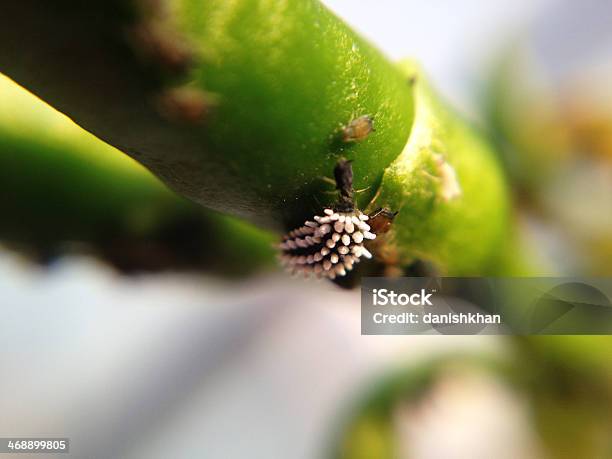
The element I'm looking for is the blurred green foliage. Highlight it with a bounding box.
[333,339,612,458]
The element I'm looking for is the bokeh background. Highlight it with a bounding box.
[2,0,612,457]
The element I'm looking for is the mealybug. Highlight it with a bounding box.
[278,160,383,279]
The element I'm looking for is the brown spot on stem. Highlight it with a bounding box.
[341,115,374,142]
[127,0,195,75]
[156,87,217,124]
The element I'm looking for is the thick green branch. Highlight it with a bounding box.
[0,0,518,275]
[0,74,275,274]
[0,0,413,228]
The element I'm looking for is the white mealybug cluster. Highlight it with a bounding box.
[279,208,376,279]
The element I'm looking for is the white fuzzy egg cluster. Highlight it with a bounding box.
[279,208,376,279]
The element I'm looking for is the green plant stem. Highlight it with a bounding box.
[0,0,519,275]
[0,74,275,275]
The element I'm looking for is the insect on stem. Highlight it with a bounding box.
[278,160,396,280]
[341,115,374,143]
